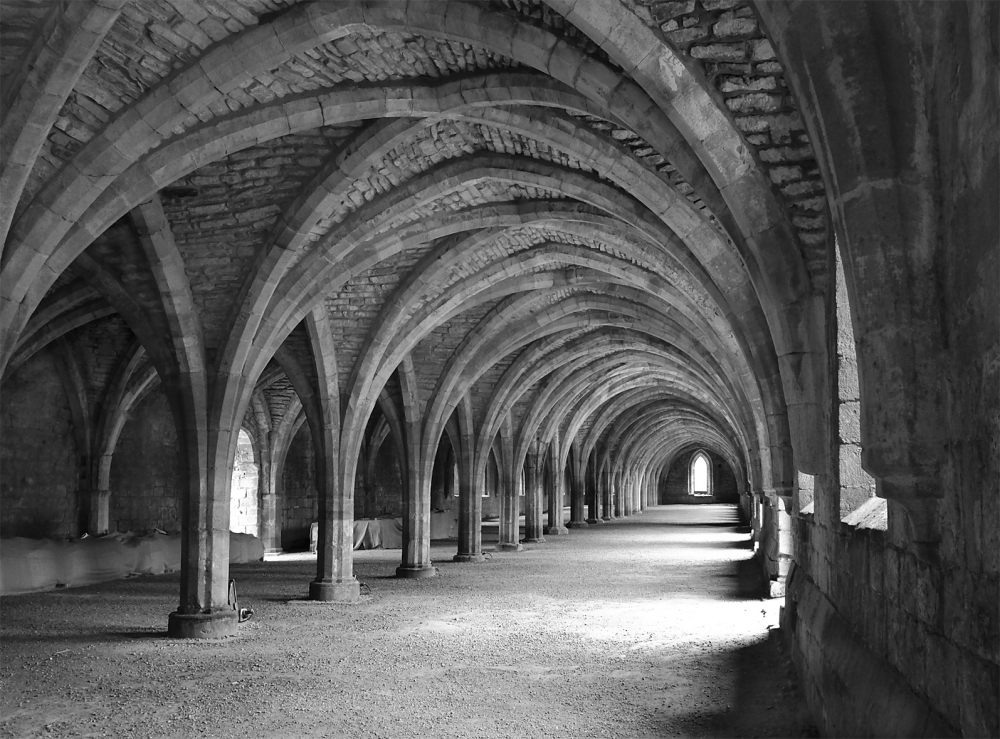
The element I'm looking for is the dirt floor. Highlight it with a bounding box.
[1,504,817,738]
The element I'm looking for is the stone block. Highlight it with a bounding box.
[664,27,710,46]
[883,546,900,603]
[725,92,783,114]
[780,179,824,198]
[749,38,776,61]
[768,164,801,185]
[759,145,813,163]
[915,558,941,628]
[690,43,746,62]
[719,75,776,93]
[652,1,696,23]
[712,17,757,39]
[734,115,769,133]
[959,650,1000,738]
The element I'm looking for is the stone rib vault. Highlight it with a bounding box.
[0,1,996,736]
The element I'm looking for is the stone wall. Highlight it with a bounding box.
[777,3,999,734]
[0,349,79,538]
[363,435,404,520]
[108,388,183,534]
[281,425,317,551]
[659,449,738,504]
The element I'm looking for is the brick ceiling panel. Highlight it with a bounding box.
[261,374,295,431]
[630,0,831,288]
[0,0,52,79]
[161,125,359,350]
[323,246,427,395]
[410,299,503,408]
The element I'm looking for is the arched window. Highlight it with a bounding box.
[689,451,712,497]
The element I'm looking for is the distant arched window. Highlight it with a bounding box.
[689,451,712,497]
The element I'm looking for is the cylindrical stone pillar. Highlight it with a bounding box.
[771,492,794,598]
[169,423,238,639]
[259,492,280,553]
[496,450,522,552]
[600,465,611,521]
[397,452,437,578]
[523,447,545,543]
[566,459,588,528]
[312,430,362,598]
[585,455,602,524]
[454,445,484,562]
[88,488,111,535]
[545,442,569,535]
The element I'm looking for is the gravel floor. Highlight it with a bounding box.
[1,504,817,738]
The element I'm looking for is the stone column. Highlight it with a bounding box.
[496,430,522,552]
[523,444,545,543]
[88,488,110,535]
[259,492,280,553]
[585,454,602,524]
[169,415,237,639]
[454,436,484,563]
[545,441,568,535]
[601,464,613,521]
[397,445,436,579]
[311,424,362,599]
[770,489,794,598]
[566,454,588,528]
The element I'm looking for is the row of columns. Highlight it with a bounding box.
[310,434,653,604]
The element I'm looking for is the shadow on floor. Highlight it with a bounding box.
[652,628,819,738]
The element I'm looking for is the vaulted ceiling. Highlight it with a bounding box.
[1,0,834,487]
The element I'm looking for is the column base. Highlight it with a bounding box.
[309,578,361,602]
[496,542,523,552]
[544,526,569,535]
[521,537,545,544]
[167,609,238,639]
[566,520,589,528]
[396,564,438,579]
[453,553,486,563]
[585,517,603,525]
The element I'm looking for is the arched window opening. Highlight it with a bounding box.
[230,429,259,536]
[798,471,816,515]
[689,451,712,497]
[835,243,879,523]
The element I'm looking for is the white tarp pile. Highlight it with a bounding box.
[0,531,265,596]
[308,511,460,554]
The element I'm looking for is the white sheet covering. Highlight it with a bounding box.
[0,531,265,596]
[308,513,457,554]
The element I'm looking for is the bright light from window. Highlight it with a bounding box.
[693,456,709,492]
[690,452,711,496]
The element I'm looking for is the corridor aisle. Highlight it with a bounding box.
[1,504,815,738]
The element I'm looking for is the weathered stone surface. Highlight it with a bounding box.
[1,3,995,735]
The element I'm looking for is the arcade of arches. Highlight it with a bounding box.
[0,1,996,736]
